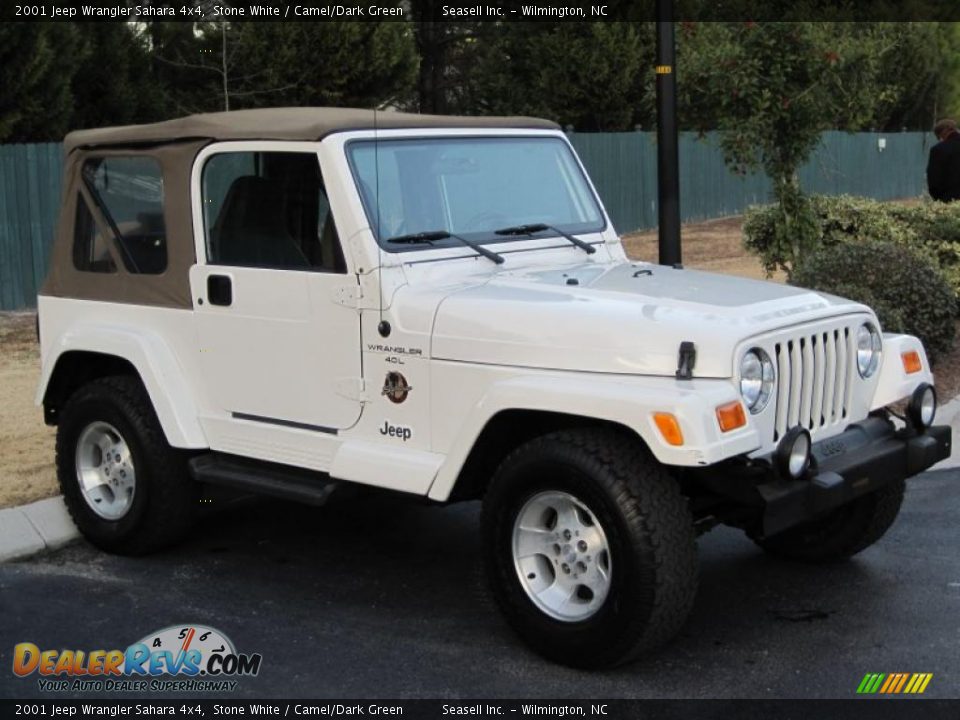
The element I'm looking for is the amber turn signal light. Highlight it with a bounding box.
[716,401,747,432]
[653,413,684,446]
[902,350,922,374]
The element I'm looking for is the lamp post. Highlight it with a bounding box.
[656,0,681,266]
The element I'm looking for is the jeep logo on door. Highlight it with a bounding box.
[382,372,412,404]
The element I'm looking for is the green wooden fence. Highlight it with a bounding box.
[568,130,931,232]
[0,131,931,310]
[0,143,62,312]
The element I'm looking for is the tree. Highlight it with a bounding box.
[0,23,81,142]
[869,22,960,131]
[145,20,221,115]
[226,22,418,110]
[456,22,654,131]
[408,2,484,114]
[151,19,263,113]
[70,23,162,130]
[679,22,893,275]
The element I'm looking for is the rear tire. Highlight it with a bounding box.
[482,428,698,669]
[56,375,197,555]
[753,479,905,563]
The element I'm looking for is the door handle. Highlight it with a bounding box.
[207,274,233,306]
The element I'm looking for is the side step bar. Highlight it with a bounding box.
[188,453,338,506]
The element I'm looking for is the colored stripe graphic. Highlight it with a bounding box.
[904,674,920,693]
[893,673,910,693]
[857,673,932,694]
[879,674,896,693]
[857,673,885,694]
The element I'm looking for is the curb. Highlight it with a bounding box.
[930,393,960,471]
[938,393,960,425]
[0,496,79,562]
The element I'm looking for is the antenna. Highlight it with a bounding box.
[374,106,390,338]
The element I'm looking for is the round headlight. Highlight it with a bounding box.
[739,349,775,414]
[856,323,882,378]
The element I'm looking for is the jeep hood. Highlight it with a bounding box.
[428,262,870,378]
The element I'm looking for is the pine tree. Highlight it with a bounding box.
[226,21,418,109]
[0,23,80,142]
[457,22,654,131]
[70,23,161,130]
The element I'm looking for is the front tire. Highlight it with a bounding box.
[482,428,698,669]
[753,478,905,562]
[57,375,198,555]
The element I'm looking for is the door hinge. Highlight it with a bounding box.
[335,377,368,402]
[332,284,363,307]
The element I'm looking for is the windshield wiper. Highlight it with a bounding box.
[387,230,505,265]
[495,223,596,255]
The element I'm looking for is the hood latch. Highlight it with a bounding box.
[676,341,696,380]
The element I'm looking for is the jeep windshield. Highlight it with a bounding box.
[347,136,605,252]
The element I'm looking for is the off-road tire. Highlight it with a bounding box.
[56,375,197,555]
[753,478,905,563]
[482,428,698,669]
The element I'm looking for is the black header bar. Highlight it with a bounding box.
[4,0,960,22]
[2,699,960,720]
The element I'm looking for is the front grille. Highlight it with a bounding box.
[773,326,854,442]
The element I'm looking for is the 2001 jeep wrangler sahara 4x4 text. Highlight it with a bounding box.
[37,108,951,668]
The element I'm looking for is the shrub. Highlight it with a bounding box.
[791,241,956,362]
[890,204,960,295]
[744,195,909,276]
[813,195,915,247]
[741,188,820,278]
[744,195,960,299]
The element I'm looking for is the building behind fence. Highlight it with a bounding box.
[0,131,931,311]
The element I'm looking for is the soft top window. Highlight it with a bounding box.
[80,156,167,274]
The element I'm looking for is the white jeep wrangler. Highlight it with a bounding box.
[37,108,950,668]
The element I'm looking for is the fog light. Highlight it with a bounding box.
[775,426,812,479]
[907,383,937,430]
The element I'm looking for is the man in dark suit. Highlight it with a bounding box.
[927,118,960,202]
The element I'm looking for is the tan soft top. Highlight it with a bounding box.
[64,107,560,152]
[46,108,559,309]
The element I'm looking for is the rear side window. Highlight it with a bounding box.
[72,195,117,273]
[78,156,167,274]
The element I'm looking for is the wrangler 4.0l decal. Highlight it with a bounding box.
[366,344,423,357]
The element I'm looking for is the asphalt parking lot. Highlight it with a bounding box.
[1,470,958,700]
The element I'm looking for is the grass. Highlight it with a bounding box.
[622,215,785,282]
[0,312,56,509]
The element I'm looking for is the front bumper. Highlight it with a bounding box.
[741,417,950,537]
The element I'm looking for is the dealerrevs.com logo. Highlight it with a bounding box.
[13,624,262,693]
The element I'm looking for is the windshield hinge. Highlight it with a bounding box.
[333,284,363,307]
[676,341,696,380]
[335,377,368,402]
